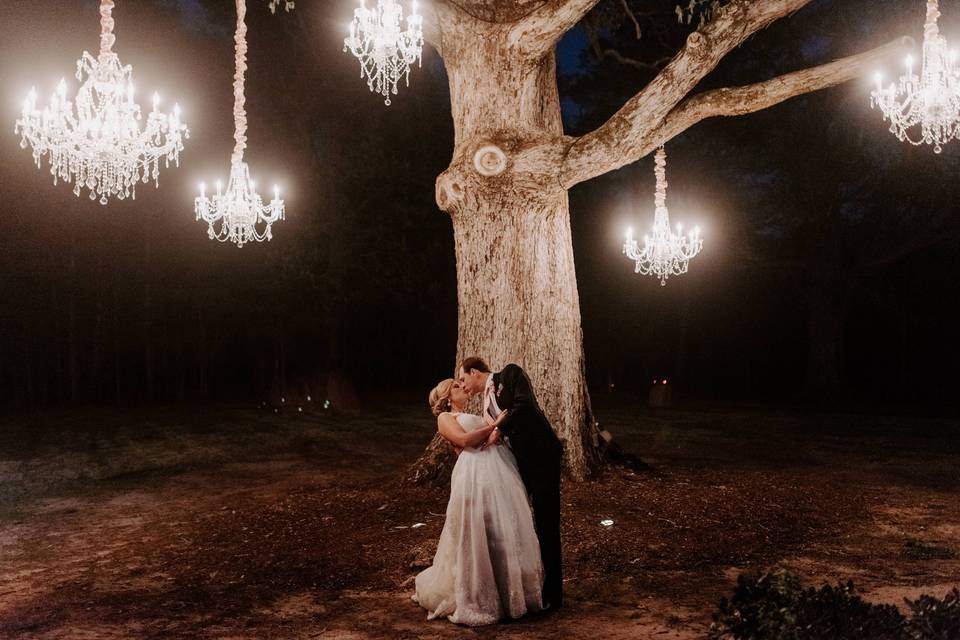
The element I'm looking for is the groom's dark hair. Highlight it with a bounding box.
[460,356,490,374]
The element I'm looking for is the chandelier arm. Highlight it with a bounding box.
[233,0,248,165]
[100,0,116,56]
[603,35,913,179]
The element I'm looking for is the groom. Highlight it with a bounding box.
[457,357,564,610]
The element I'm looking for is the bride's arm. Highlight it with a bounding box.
[437,414,495,450]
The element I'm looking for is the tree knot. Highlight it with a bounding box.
[473,144,508,177]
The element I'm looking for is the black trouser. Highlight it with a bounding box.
[529,471,562,608]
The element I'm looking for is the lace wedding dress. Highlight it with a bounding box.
[413,412,545,625]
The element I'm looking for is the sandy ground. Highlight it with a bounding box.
[0,399,957,638]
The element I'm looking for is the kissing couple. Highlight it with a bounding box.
[411,357,564,626]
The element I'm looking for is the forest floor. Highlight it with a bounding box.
[0,397,958,639]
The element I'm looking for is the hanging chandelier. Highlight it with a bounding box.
[268,0,295,13]
[343,0,424,105]
[623,146,703,286]
[14,0,188,205]
[195,0,285,248]
[871,0,960,153]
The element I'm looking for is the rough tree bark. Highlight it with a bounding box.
[404,0,909,482]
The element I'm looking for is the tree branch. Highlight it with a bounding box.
[602,48,672,71]
[654,37,912,155]
[560,0,815,187]
[510,0,601,59]
[421,0,463,59]
[619,0,642,40]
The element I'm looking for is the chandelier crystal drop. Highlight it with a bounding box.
[871,0,960,153]
[14,0,188,205]
[195,0,284,248]
[344,0,424,105]
[623,146,703,286]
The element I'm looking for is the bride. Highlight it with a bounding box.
[413,378,545,626]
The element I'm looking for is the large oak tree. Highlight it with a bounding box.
[337,0,908,481]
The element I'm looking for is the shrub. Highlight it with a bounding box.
[710,571,959,640]
[905,588,960,640]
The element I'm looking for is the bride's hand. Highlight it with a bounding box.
[484,427,500,448]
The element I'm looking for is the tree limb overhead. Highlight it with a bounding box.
[657,37,912,141]
[509,0,601,59]
[560,0,815,187]
[422,1,465,59]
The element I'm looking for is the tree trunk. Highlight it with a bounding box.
[403,0,904,483]
[409,24,601,482]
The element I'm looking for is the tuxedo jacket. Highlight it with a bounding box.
[492,364,562,491]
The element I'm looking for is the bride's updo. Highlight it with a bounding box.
[428,378,454,417]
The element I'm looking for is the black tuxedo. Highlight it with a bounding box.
[491,363,564,608]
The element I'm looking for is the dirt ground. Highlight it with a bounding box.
[0,398,958,639]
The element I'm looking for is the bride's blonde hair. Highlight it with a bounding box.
[428,378,455,417]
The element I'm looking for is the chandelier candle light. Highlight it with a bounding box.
[623,146,703,286]
[195,0,284,248]
[344,0,424,105]
[871,0,960,153]
[14,0,188,205]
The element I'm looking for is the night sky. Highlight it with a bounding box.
[1,0,958,411]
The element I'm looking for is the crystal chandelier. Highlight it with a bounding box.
[623,146,703,286]
[195,0,285,248]
[268,0,295,13]
[871,0,960,153]
[14,0,188,205]
[344,0,424,105]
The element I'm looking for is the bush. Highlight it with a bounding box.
[902,539,955,561]
[710,571,959,640]
[905,588,960,640]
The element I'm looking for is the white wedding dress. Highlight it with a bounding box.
[413,412,545,626]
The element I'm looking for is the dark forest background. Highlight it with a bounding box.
[1,0,957,412]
